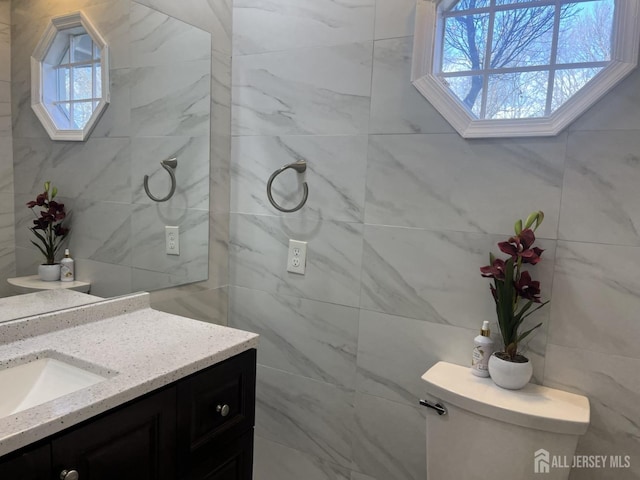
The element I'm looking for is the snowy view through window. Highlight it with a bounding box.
[439,0,614,119]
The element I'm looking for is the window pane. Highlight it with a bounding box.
[485,70,549,119]
[95,65,102,97]
[72,34,93,63]
[57,67,70,102]
[443,14,489,73]
[60,46,70,65]
[491,6,554,69]
[57,103,70,121]
[557,0,613,64]
[495,0,547,5]
[552,67,602,111]
[94,43,101,60]
[444,75,484,117]
[73,65,93,100]
[450,0,490,12]
[73,102,94,129]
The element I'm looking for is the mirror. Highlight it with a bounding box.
[0,1,212,303]
[31,11,110,141]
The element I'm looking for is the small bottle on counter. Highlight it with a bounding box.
[60,249,75,282]
[471,321,494,377]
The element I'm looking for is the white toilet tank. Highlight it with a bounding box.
[421,362,590,480]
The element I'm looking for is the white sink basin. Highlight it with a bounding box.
[0,357,107,417]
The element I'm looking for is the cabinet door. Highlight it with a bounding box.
[0,444,50,479]
[189,431,253,480]
[52,387,177,480]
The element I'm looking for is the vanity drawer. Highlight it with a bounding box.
[178,349,256,452]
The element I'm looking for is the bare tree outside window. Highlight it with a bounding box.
[440,0,615,119]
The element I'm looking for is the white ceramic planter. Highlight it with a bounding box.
[38,264,61,282]
[488,353,533,390]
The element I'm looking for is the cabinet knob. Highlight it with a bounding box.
[60,470,79,480]
[216,404,230,417]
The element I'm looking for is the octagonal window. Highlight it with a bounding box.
[31,12,110,141]
[412,0,640,138]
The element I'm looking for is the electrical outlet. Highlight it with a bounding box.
[165,226,180,255]
[287,239,307,275]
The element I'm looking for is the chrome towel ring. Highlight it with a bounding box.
[144,157,178,203]
[266,160,309,213]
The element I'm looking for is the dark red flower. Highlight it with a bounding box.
[53,224,69,237]
[515,271,541,303]
[480,257,506,280]
[498,228,543,264]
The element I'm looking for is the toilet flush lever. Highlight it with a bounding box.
[419,399,447,416]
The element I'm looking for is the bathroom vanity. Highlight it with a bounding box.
[0,293,259,480]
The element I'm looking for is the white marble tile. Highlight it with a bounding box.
[232,43,372,135]
[151,286,227,326]
[68,200,132,267]
[229,286,358,388]
[211,50,231,137]
[0,1,9,24]
[208,212,229,289]
[370,37,453,134]
[0,21,9,83]
[211,134,231,215]
[0,247,16,298]
[365,134,565,237]
[73,258,133,298]
[351,393,426,480]
[0,191,15,248]
[357,309,477,406]
[131,204,209,282]
[131,137,209,210]
[549,241,640,360]
[230,214,363,307]
[374,0,416,39]
[570,66,640,132]
[255,365,355,468]
[559,131,640,246]
[84,0,131,70]
[130,61,210,137]
[253,435,351,480]
[14,245,40,278]
[12,137,131,203]
[134,0,231,55]
[90,68,132,138]
[11,79,49,139]
[233,0,374,55]
[0,136,12,192]
[0,80,10,137]
[351,473,376,480]
[544,345,640,480]
[231,135,367,222]
[131,3,210,68]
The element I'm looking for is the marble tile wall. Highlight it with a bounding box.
[0,0,14,297]
[10,0,230,313]
[229,0,640,479]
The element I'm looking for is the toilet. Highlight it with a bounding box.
[421,362,590,480]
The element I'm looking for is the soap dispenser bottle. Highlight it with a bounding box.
[471,321,494,377]
[60,249,75,282]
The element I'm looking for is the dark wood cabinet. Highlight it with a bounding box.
[0,349,256,480]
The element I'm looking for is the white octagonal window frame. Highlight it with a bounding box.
[411,0,640,138]
[31,11,110,142]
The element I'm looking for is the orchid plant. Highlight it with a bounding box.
[480,211,549,363]
[27,181,69,265]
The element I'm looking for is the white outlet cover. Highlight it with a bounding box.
[287,239,307,275]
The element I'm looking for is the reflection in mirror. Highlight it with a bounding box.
[0,1,212,309]
[31,11,110,141]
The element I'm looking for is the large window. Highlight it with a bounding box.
[412,0,640,138]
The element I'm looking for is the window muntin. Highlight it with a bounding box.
[439,0,615,120]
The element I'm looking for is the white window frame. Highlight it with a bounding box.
[31,11,110,142]
[411,0,640,138]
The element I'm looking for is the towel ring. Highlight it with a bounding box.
[144,157,178,203]
[267,160,309,213]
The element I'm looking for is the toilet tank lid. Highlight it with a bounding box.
[422,362,590,435]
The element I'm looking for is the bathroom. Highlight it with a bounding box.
[0,0,638,479]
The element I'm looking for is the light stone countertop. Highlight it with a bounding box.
[0,289,103,323]
[0,292,259,457]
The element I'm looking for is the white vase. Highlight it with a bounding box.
[488,353,533,390]
[38,264,61,282]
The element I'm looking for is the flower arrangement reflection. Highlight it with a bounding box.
[26,181,70,265]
